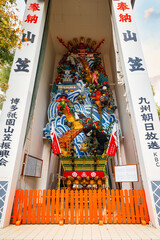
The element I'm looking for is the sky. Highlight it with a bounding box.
[16,0,25,20]
[133,0,160,78]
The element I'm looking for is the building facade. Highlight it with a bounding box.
[0,0,160,228]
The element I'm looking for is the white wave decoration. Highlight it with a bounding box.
[44,79,117,155]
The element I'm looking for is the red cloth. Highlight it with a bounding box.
[51,124,61,155]
[107,134,118,156]
[51,133,61,155]
[64,171,104,178]
[106,123,118,156]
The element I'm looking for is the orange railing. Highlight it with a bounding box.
[12,189,149,225]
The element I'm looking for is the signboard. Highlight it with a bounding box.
[114,164,138,182]
[112,0,160,177]
[22,154,43,178]
[112,0,160,227]
[0,0,48,227]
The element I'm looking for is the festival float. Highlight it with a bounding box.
[44,37,119,190]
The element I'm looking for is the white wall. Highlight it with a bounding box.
[17,32,56,190]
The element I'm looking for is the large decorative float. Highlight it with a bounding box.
[44,37,119,190]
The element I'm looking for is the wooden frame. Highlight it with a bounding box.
[114,164,139,183]
[21,154,43,178]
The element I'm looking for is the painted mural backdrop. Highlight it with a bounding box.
[44,37,119,189]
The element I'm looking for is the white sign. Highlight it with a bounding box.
[112,0,160,227]
[23,155,43,178]
[0,0,48,228]
[112,0,160,177]
[114,164,138,182]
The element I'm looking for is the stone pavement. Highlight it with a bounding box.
[0,224,160,240]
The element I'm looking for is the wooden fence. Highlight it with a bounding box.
[12,189,149,225]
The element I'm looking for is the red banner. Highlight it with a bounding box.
[107,134,118,156]
[52,134,61,155]
[51,124,61,155]
[64,171,104,178]
[106,123,118,156]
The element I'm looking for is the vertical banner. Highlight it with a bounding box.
[106,123,118,156]
[0,0,48,227]
[112,0,160,227]
[51,123,61,155]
